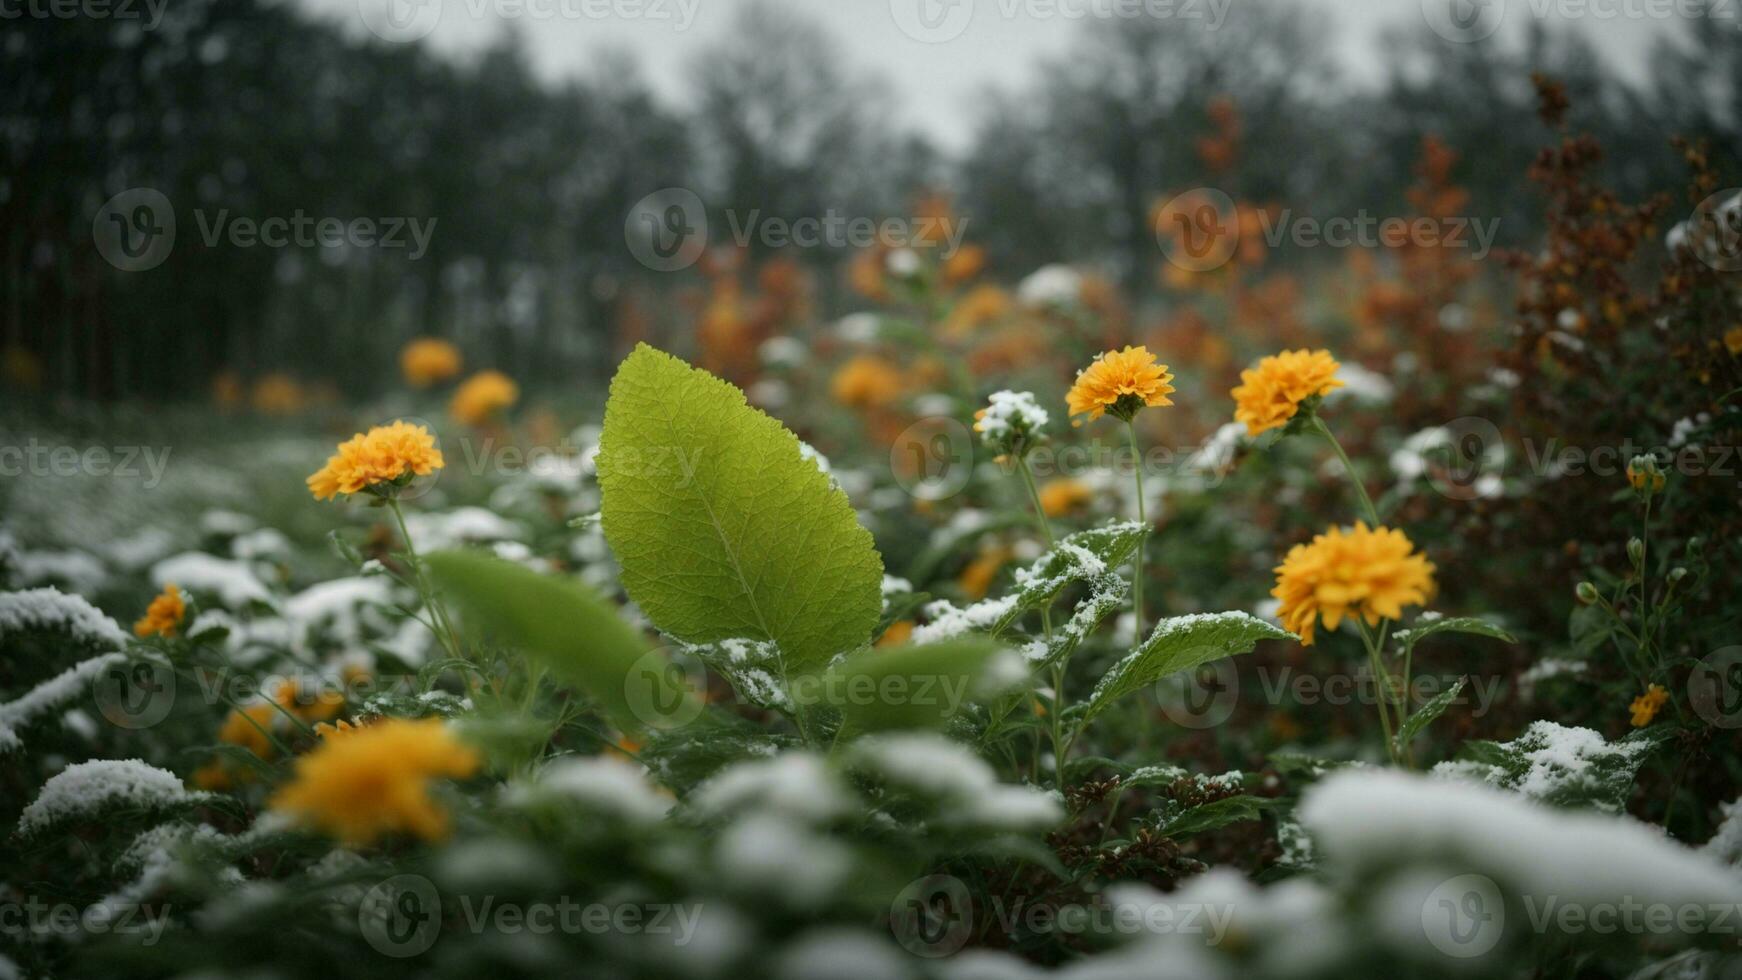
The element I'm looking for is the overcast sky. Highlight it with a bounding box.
[304,0,1682,151]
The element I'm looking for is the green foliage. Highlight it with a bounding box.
[1392,616,1517,653]
[1393,677,1467,755]
[597,345,884,671]
[1438,722,1675,814]
[1085,612,1294,720]
[817,637,1015,734]
[426,550,688,729]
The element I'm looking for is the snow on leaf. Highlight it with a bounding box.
[17,759,213,837]
[0,587,129,652]
[1086,611,1294,720]
[1431,720,1669,814]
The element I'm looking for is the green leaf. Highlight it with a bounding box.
[1085,612,1294,721]
[679,637,792,714]
[1159,794,1277,837]
[427,550,691,729]
[1569,603,1615,656]
[598,344,883,670]
[1016,573,1128,670]
[1393,616,1516,654]
[811,637,1015,733]
[988,523,1146,636]
[1392,677,1466,753]
[1437,721,1673,814]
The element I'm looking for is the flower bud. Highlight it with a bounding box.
[1576,581,1600,604]
[1669,567,1689,585]
[1627,537,1645,567]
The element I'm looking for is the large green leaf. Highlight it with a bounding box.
[427,550,691,729]
[810,637,1015,734]
[1085,612,1294,720]
[598,345,883,670]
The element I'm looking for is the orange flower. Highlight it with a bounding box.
[1065,346,1175,423]
[250,373,306,416]
[270,718,479,846]
[958,547,1011,600]
[877,621,916,647]
[400,338,463,388]
[133,583,186,638]
[1271,522,1436,646]
[831,355,904,410]
[1231,349,1345,437]
[306,420,445,501]
[942,245,987,287]
[1038,479,1094,518]
[942,284,1012,339]
[1724,325,1742,356]
[1630,684,1668,727]
[450,370,519,426]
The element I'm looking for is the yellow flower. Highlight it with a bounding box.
[1626,456,1665,494]
[942,284,1011,339]
[831,355,904,410]
[942,244,987,287]
[314,718,363,739]
[269,718,479,846]
[133,583,186,638]
[306,420,445,501]
[218,702,281,761]
[1271,522,1436,646]
[958,547,1011,600]
[1038,478,1094,518]
[1630,684,1669,727]
[400,338,463,388]
[877,620,915,647]
[1231,349,1345,437]
[450,370,519,426]
[1725,325,1742,356]
[250,373,306,416]
[1066,346,1175,423]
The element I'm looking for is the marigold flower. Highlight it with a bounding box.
[133,583,186,638]
[942,244,987,287]
[269,717,479,846]
[1231,349,1345,437]
[1065,346,1175,423]
[400,337,463,388]
[958,547,1012,600]
[831,355,904,410]
[942,284,1012,339]
[877,620,915,647]
[1038,479,1094,518]
[1626,455,1665,494]
[250,373,306,416]
[1726,325,1742,356]
[307,420,444,501]
[1271,522,1436,646]
[450,370,519,427]
[1630,684,1669,727]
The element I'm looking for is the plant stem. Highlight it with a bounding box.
[1125,419,1148,637]
[1313,416,1380,527]
[1358,621,1401,766]
[1015,452,1057,642]
[387,498,463,661]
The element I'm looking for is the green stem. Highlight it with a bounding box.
[1313,416,1380,527]
[387,498,463,662]
[1358,621,1401,766]
[1125,419,1148,637]
[1015,453,1057,642]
